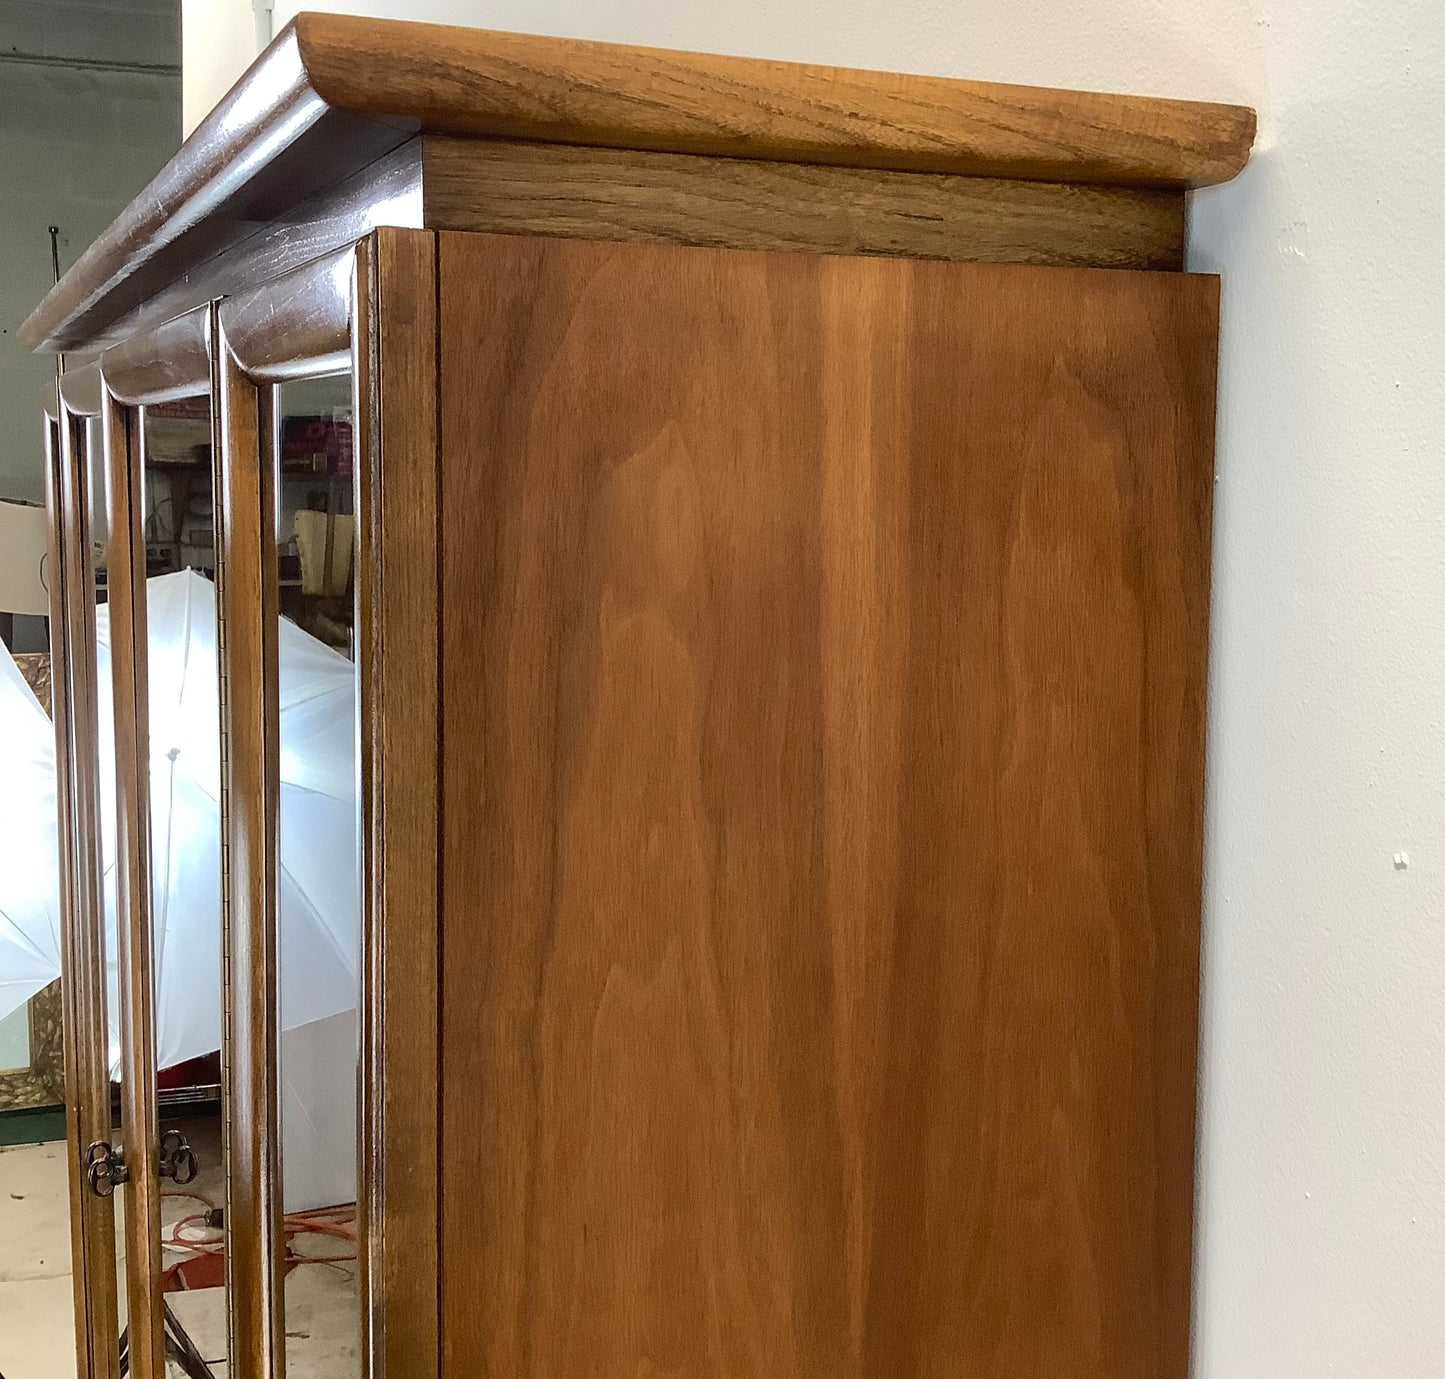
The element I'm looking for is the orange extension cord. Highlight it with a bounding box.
[160,1191,357,1292]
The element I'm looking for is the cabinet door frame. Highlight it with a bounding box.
[43,367,122,1379]
[212,228,441,1379]
[58,229,442,1379]
[99,305,217,1379]
[42,312,221,1379]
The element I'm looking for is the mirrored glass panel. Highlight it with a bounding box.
[0,418,84,1379]
[272,373,361,1376]
[4,405,131,1375]
[136,397,229,1376]
[0,412,108,1379]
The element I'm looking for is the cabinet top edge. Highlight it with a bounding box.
[22,10,1254,353]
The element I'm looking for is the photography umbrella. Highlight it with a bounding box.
[0,639,62,1024]
[94,568,360,1070]
[0,570,359,1209]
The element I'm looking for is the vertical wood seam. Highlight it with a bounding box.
[430,226,445,1379]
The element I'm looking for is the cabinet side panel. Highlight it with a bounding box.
[360,225,441,1379]
[437,231,1217,1379]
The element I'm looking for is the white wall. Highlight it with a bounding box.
[1186,8,1445,1373]
[190,3,1445,1373]
[180,0,254,136]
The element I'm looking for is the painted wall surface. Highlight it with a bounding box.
[180,0,254,136]
[190,2,1445,1373]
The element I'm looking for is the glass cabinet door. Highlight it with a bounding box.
[41,387,124,1379]
[49,282,368,1378]
[74,357,232,1379]
[48,296,234,1379]
[213,246,367,1379]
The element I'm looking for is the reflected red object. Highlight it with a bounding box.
[156,1052,220,1091]
[280,415,353,475]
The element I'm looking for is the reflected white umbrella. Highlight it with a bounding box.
[0,571,358,1210]
[94,568,360,1070]
[0,640,62,1024]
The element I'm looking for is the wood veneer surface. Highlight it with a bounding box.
[437,231,1217,1378]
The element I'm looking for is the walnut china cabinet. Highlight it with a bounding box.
[25,14,1254,1379]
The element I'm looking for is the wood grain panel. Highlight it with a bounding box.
[438,232,1216,1379]
[357,227,441,1379]
[422,137,1185,271]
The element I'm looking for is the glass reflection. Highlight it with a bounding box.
[134,397,229,1375]
[0,631,76,1375]
[0,417,87,1379]
[273,373,361,1376]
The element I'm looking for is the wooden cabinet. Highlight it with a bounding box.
[24,15,1252,1379]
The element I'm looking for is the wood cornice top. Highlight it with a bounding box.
[297,14,1255,184]
[22,11,1254,353]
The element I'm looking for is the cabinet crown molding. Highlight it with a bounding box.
[22,11,1254,354]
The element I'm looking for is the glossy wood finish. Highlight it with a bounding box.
[21,22,402,354]
[219,248,353,383]
[422,137,1186,271]
[356,228,441,1379]
[216,335,285,1379]
[87,143,422,359]
[436,233,1216,1379]
[101,306,211,405]
[58,363,103,417]
[103,390,166,1379]
[50,396,122,1379]
[22,13,1252,353]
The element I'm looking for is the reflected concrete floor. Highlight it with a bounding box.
[0,1121,358,1379]
[0,1138,79,1379]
